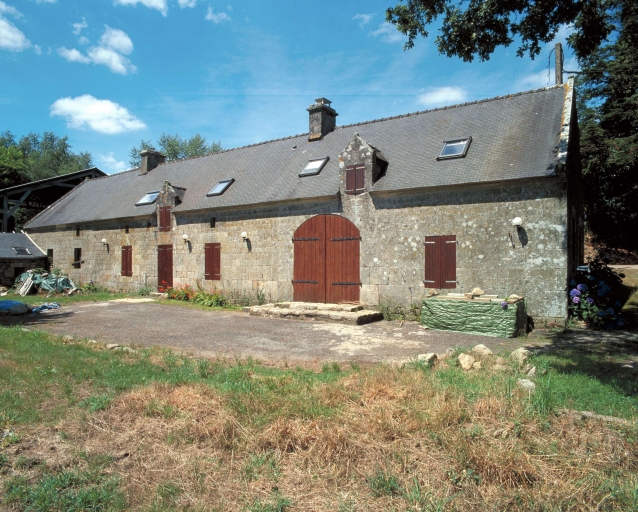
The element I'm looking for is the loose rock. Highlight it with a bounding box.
[458,353,476,371]
[517,378,536,392]
[472,361,482,370]
[511,347,532,365]
[472,344,493,357]
[526,366,537,378]
[106,344,121,350]
[417,353,437,365]
[471,287,485,296]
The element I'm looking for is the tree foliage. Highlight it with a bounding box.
[0,131,92,188]
[386,0,615,61]
[578,0,638,248]
[129,133,223,168]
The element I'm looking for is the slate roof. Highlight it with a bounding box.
[0,233,47,259]
[26,85,568,229]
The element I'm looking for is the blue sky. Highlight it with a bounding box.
[1,0,577,174]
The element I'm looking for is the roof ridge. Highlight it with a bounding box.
[147,84,565,170]
[150,132,310,168]
[336,84,565,131]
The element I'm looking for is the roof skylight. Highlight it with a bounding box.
[12,247,31,255]
[135,191,160,206]
[299,157,329,177]
[437,137,472,160]
[207,178,234,197]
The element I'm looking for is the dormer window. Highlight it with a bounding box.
[437,137,472,160]
[207,178,234,197]
[299,157,329,177]
[136,191,159,206]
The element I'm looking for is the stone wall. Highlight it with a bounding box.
[0,258,47,287]
[27,176,570,320]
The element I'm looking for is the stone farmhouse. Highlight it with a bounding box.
[25,78,582,321]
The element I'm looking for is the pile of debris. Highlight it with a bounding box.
[427,287,525,304]
[13,270,76,296]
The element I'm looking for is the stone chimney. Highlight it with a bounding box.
[307,98,338,141]
[139,149,166,176]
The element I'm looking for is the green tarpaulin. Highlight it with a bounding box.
[421,297,527,338]
[15,272,75,293]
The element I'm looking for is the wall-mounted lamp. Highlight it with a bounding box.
[182,234,190,243]
[101,238,108,246]
[512,217,523,231]
[241,231,248,241]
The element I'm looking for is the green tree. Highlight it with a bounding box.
[0,146,27,189]
[129,134,223,168]
[578,0,638,249]
[385,0,615,61]
[16,132,92,182]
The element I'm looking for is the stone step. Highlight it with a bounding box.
[244,303,383,325]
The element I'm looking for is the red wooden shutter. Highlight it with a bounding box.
[121,246,132,277]
[159,206,171,232]
[354,165,365,193]
[424,235,456,289]
[204,243,221,280]
[345,164,365,195]
[345,165,355,194]
[211,243,221,280]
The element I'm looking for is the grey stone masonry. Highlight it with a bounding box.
[29,175,570,320]
[307,98,338,141]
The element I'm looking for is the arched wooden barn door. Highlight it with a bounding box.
[293,215,360,303]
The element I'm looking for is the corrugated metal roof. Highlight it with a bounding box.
[26,86,567,229]
[0,233,47,259]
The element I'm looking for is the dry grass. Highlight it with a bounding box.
[5,363,636,511]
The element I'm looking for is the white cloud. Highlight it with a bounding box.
[0,17,31,51]
[178,0,196,7]
[50,95,146,134]
[353,14,373,28]
[417,87,467,108]
[226,4,232,10]
[99,26,133,55]
[78,35,89,45]
[34,0,57,3]
[33,44,41,54]
[113,0,168,16]
[371,22,403,44]
[87,46,136,74]
[72,17,87,35]
[57,26,136,75]
[0,1,21,17]
[58,46,91,63]
[205,6,230,24]
[99,152,128,173]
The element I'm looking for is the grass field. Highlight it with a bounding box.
[1,326,637,511]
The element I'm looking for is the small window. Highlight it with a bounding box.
[73,248,82,269]
[299,157,329,177]
[437,137,472,160]
[11,247,31,255]
[210,218,216,228]
[136,191,160,206]
[75,226,80,237]
[207,179,234,197]
[345,164,365,195]
[125,225,130,234]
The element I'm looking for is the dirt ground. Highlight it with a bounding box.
[0,300,534,365]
